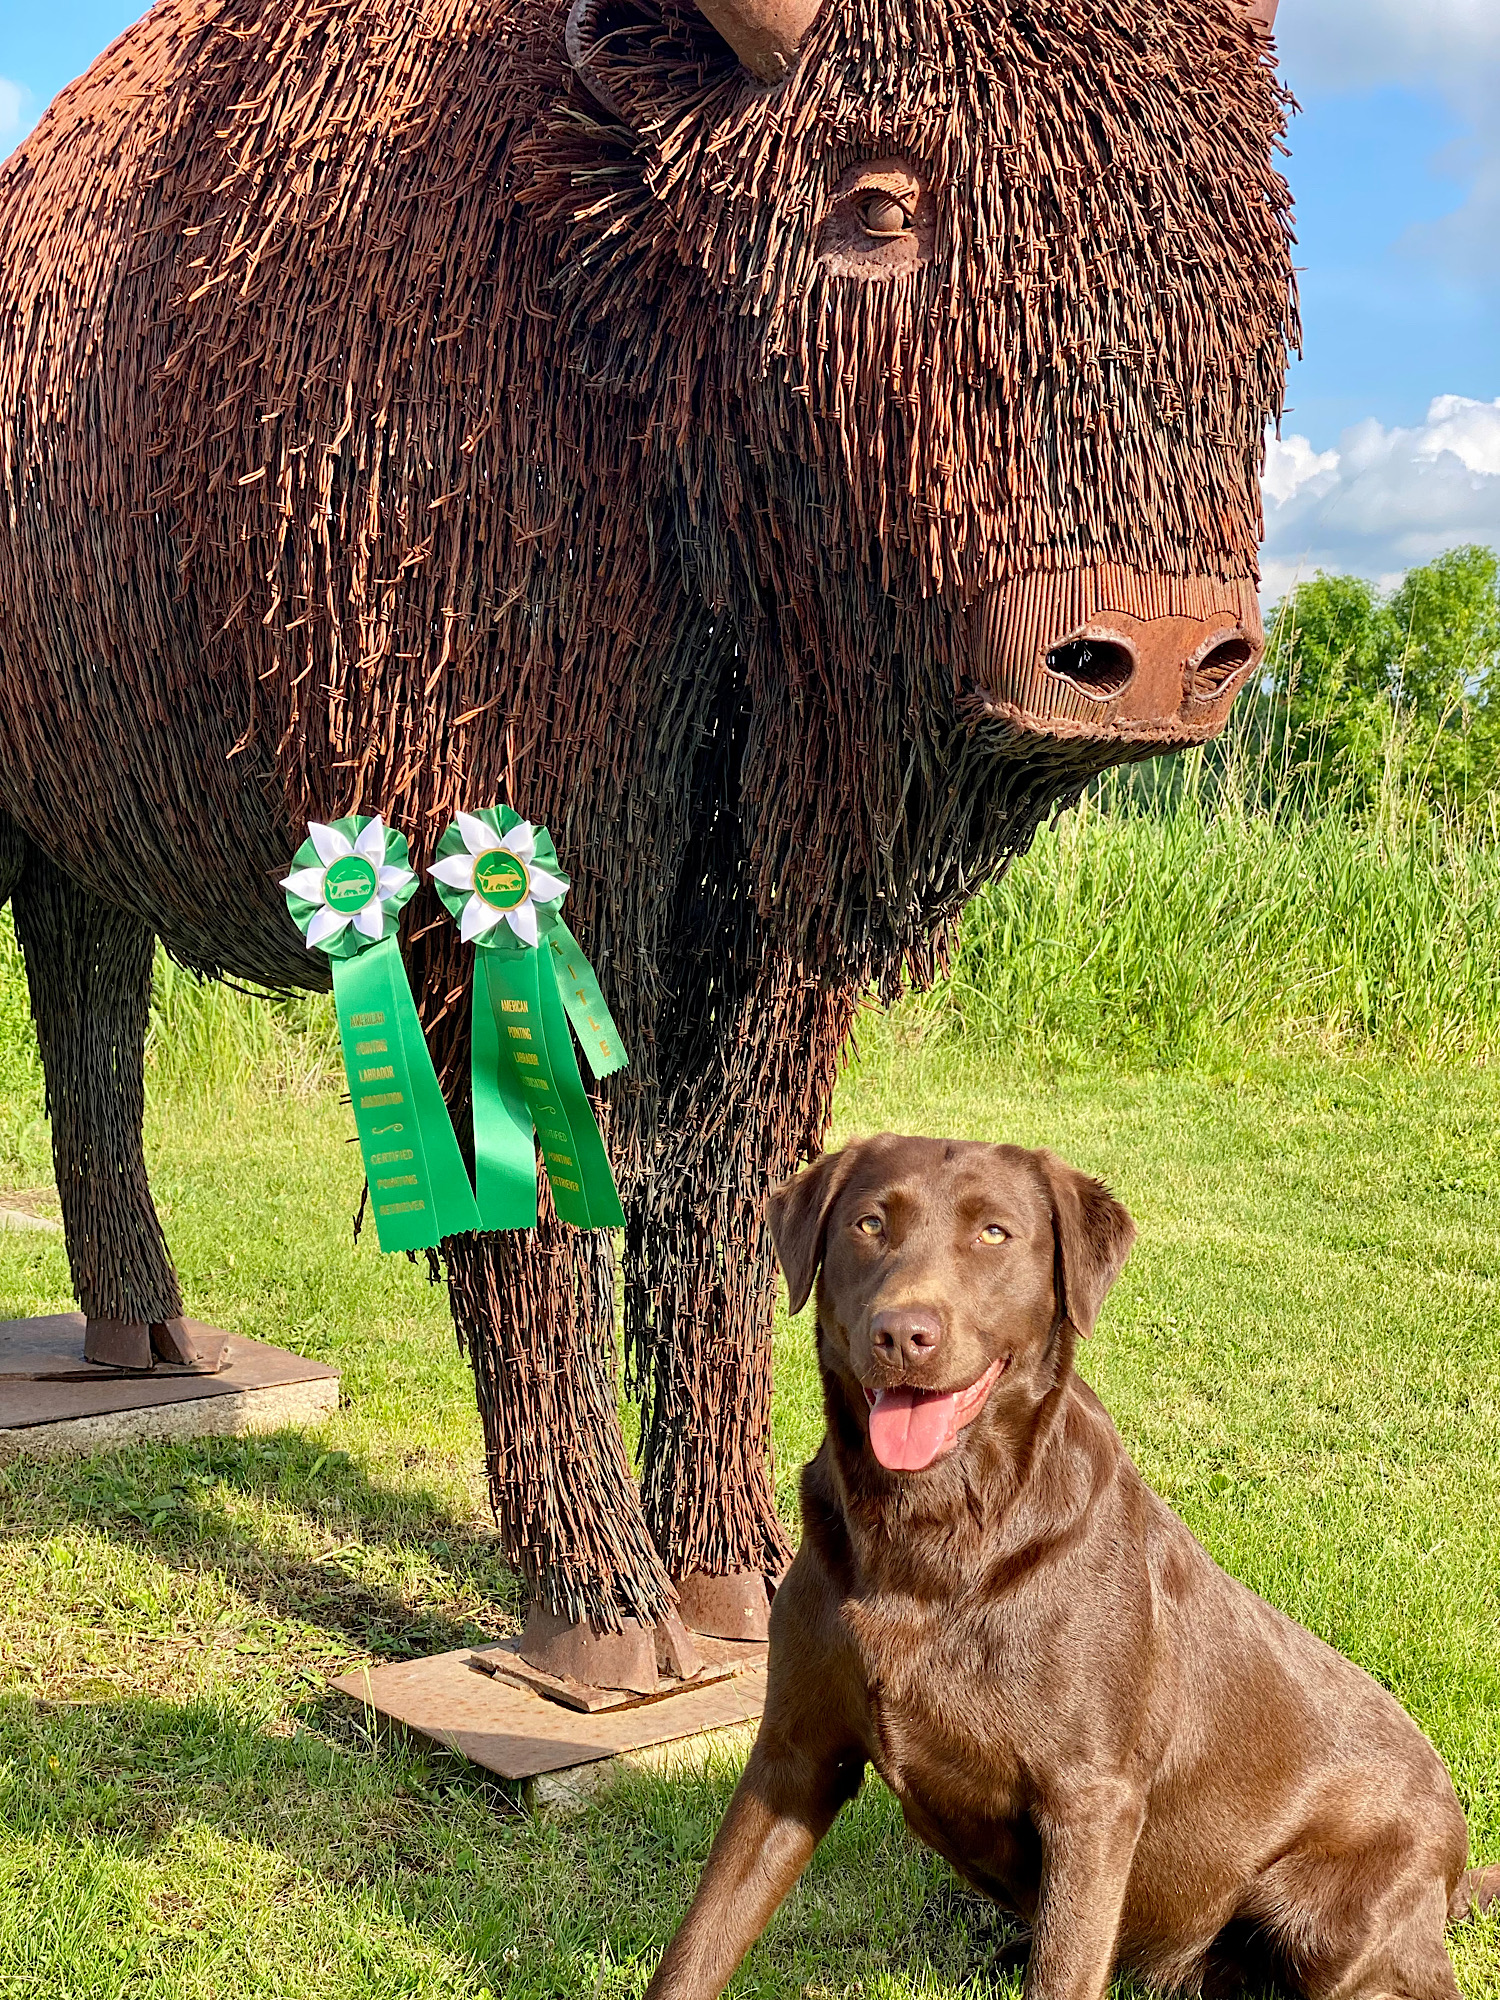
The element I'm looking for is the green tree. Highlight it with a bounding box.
[1386,546,1500,802]
[1264,545,1500,813]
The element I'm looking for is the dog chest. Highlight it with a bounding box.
[867,1663,1027,1790]
[866,1679,1041,1909]
[850,1606,1037,1878]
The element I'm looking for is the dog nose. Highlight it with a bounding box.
[870,1306,944,1369]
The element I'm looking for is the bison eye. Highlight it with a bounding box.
[818,159,930,279]
[857,193,910,239]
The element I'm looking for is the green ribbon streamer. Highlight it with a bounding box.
[332,938,483,1252]
[468,948,540,1232]
[430,806,627,1231]
[284,816,480,1253]
[548,918,629,1079]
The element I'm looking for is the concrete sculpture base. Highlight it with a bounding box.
[332,1631,768,1805]
[0,1313,340,1461]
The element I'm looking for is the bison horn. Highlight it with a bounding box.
[565,0,630,120]
[566,0,820,113]
[691,0,826,83]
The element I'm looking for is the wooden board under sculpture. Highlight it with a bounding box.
[0,0,1295,1706]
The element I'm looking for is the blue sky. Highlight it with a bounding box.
[2,0,1497,593]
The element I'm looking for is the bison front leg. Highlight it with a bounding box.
[11,846,222,1372]
[626,952,858,1637]
[446,1206,677,1655]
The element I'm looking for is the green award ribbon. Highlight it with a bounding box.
[282,816,481,1252]
[429,806,627,1231]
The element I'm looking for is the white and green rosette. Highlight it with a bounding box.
[429,806,627,1231]
[282,816,480,1252]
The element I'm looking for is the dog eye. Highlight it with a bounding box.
[978,1224,1008,1245]
[855,1214,883,1237]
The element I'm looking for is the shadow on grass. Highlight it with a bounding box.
[0,1428,526,1664]
[1,1688,1031,2000]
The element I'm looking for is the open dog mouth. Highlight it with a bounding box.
[862,1356,1007,1471]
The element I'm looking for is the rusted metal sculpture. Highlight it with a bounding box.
[0,0,1294,1663]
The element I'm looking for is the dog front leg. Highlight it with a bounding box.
[643,1731,865,2000]
[1026,1779,1146,2000]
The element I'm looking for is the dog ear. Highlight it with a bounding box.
[1035,1149,1136,1338]
[766,1147,857,1315]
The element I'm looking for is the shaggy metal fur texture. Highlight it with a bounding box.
[0,0,1294,1625]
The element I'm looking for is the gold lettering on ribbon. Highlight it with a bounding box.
[379,1199,427,1215]
[514,1053,540,1067]
[506,1025,533,1041]
[371,1148,414,1165]
[552,1176,581,1192]
[499,999,528,1015]
[377,1174,419,1190]
[355,1038,389,1056]
[361,1091,404,1108]
[359,1065,395,1082]
[349,1011,386,1028]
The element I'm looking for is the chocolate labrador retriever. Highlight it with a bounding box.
[644,1135,1497,2000]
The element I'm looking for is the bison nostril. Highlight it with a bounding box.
[1190,634,1256,701]
[1043,636,1135,700]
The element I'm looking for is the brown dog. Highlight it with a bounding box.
[644,1135,1497,2000]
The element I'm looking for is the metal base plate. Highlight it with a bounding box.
[0,1313,340,1459]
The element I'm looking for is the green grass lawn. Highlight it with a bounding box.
[2,1030,1498,1999]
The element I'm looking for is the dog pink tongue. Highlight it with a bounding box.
[867,1387,960,1471]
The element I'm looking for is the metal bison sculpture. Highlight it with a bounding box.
[0,0,1294,1663]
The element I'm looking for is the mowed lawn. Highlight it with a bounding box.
[1,1032,1497,2000]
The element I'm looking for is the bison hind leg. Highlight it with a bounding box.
[9,841,205,1367]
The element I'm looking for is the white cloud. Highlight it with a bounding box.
[1276,0,1500,286]
[1261,395,1500,600]
[1261,435,1339,508]
[1277,0,1500,96]
[0,78,35,155]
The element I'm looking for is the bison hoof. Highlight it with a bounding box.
[517,1601,660,1695]
[83,1317,154,1370]
[150,1317,231,1374]
[673,1569,771,1642]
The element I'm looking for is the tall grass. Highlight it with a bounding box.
[1,697,1496,1124]
[146,953,339,1096]
[918,692,1500,1065]
[922,793,1500,1065]
[0,913,338,1111]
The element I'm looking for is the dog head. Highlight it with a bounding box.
[768,1134,1134,1474]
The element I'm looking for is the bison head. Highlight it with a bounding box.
[524,0,1296,969]
[547,0,1295,748]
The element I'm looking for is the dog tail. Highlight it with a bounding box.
[1449,1865,1500,1924]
